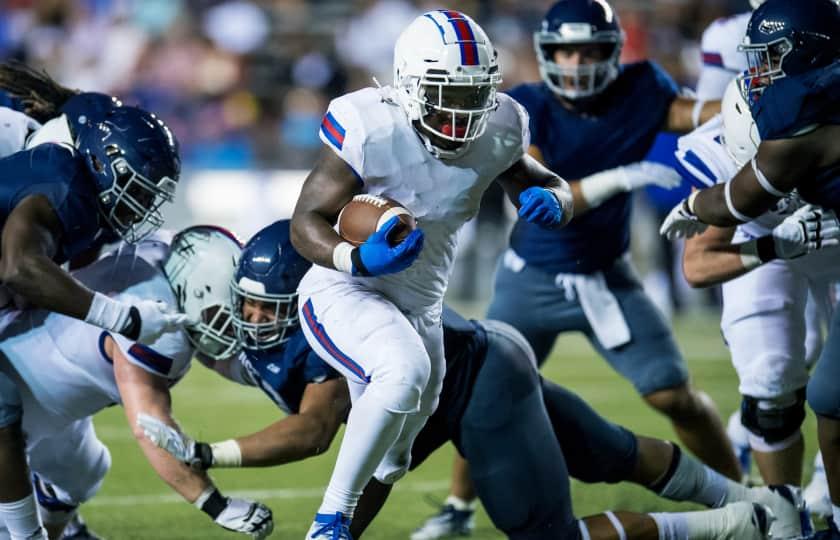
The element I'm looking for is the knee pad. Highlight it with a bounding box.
[741,390,805,448]
[372,459,409,485]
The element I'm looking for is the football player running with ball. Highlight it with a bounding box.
[289,9,573,539]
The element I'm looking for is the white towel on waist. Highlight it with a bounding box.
[555,271,631,350]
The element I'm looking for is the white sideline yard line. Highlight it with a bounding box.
[86,480,450,507]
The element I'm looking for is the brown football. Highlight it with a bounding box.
[338,194,416,247]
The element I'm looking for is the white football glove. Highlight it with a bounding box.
[580,161,682,207]
[770,204,840,259]
[137,413,213,469]
[214,497,274,539]
[660,197,709,240]
[129,300,193,345]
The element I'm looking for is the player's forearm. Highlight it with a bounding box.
[290,210,345,270]
[136,433,212,502]
[665,97,721,133]
[235,413,340,467]
[1,251,93,317]
[683,241,750,287]
[691,185,744,227]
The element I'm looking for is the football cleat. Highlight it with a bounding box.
[411,504,475,540]
[742,484,812,540]
[60,514,104,540]
[804,452,832,518]
[306,512,352,540]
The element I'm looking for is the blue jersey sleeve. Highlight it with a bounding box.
[506,84,548,150]
[1,144,102,263]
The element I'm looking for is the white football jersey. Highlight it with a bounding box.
[305,86,529,310]
[696,12,751,100]
[0,232,192,421]
[0,107,40,158]
[676,115,802,239]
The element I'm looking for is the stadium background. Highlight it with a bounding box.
[1,0,822,538]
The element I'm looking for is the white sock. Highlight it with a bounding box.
[654,447,735,508]
[0,494,46,540]
[445,495,476,512]
[317,390,406,518]
[649,512,689,540]
[832,503,840,530]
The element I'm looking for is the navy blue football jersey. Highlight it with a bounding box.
[750,61,840,210]
[240,328,341,414]
[0,143,110,264]
[507,61,679,273]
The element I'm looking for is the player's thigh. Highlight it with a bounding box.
[27,417,110,503]
[721,262,809,398]
[460,322,578,538]
[540,378,638,483]
[487,258,587,364]
[590,263,688,396]
[299,281,431,410]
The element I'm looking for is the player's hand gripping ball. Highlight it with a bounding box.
[338,194,416,247]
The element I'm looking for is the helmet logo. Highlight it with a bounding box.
[758,19,786,35]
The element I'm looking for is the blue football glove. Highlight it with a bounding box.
[351,216,424,276]
[518,187,563,228]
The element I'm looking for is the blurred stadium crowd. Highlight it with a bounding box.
[2,0,748,169]
[0,0,751,309]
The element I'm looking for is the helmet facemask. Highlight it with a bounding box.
[231,277,299,350]
[187,303,240,361]
[535,26,622,100]
[96,150,176,244]
[397,69,500,159]
[739,37,793,96]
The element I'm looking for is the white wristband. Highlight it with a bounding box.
[193,485,217,509]
[332,242,355,274]
[579,169,626,208]
[84,291,132,332]
[738,241,762,270]
[724,180,752,223]
[691,100,706,129]
[209,439,242,468]
[687,190,699,214]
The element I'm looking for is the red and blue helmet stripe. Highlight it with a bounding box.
[437,10,480,66]
[320,111,346,150]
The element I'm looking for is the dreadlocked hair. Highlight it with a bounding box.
[0,61,77,123]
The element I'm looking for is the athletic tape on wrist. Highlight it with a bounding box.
[724,180,752,223]
[751,158,787,197]
[738,241,763,270]
[209,439,242,468]
[332,242,355,274]
[84,292,132,333]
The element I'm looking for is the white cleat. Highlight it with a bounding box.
[805,452,832,518]
[704,501,774,540]
[742,485,813,540]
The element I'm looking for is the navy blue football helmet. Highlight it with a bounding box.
[231,220,312,350]
[76,105,180,244]
[60,91,122,130]
[740,0,840,95]
[534,0,624,99]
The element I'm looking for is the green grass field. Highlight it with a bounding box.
[82,312,821,539]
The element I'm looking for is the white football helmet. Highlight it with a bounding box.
[721,78,761,168]
[393,10,501,158]
[164,225,242,360]
[749,0,766,9]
